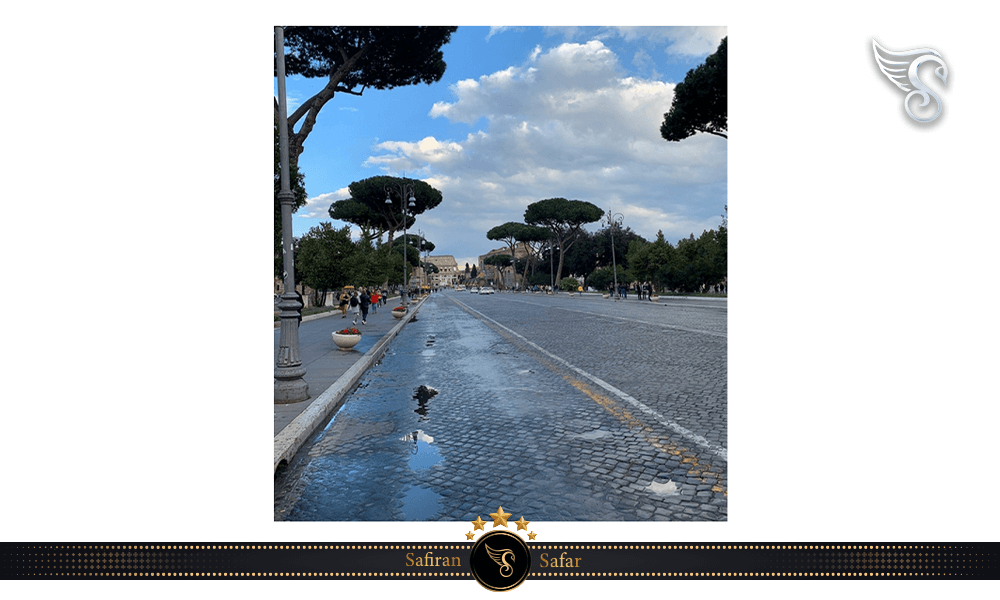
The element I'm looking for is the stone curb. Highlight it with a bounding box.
[273,296,426,472]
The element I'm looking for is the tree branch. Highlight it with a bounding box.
[333,85,365,97]
[699,128,728,139]
[285,44,370,166]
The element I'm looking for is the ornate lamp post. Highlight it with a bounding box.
[274,26,308,403]
[385,178,416,305]
[606,209,624,302]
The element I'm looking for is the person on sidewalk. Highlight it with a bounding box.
[359,289,371,325]
[338,289,350,318]
[370,290,380,314]
[349,291,360,325]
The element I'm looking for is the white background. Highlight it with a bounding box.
[1,1,996,598]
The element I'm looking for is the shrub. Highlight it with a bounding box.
[558,277,580,292]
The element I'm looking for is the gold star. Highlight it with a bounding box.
[528,532,537,540]
[465,531,475,540]
[471,516,486,531]
[489,506,512,528]
[514,516,530,531]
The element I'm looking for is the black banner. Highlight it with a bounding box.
[3,543,997,580]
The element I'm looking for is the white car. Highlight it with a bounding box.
[479,287,495,295]
[470,287,479,293]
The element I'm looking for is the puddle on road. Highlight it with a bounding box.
[400,485,442,520]
[399,430,442,470]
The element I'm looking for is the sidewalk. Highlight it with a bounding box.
[273,294,427,472]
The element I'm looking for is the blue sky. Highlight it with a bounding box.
[278,26,727,271]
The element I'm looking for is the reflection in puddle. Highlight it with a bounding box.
[400,430,442,470]
[413,385,439,420]
[400,485,442,520]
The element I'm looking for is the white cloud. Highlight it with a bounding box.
[486,26,525,41]
[298,187,350,219]
[347,37,725,264]
[546,26,726,57]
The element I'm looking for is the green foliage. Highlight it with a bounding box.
[483,254,513,269]
[329,176,442,244]
[524,198,603,284]
[391,234,425,267]
[486,222,547,290]
[661,37,727,141]
[470,264,478,279]
[524,198,604,232]
[282,27,457,90]
[558,277,580,292]
[626,225,727,293]
[295,223,355,292]
[341,242,393,288]
[587,267,617,291]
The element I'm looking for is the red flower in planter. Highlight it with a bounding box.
[335,327,361,335]
[392,306,407,311]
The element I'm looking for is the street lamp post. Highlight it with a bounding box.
[385,178,416,306]
[606,209,623,302]
[549,239,559,295]
[274,26,308,403]
[417,228,427,293]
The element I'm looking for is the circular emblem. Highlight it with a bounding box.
[470,530,531,591]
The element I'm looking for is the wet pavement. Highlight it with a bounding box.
[274,291,727,521]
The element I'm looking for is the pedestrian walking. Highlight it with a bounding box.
[370,290,380,314]
[338,289,350,318]
[359,289,371,325]
[349,291,360,325]
[645,282,653,301]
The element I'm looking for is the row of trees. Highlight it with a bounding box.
[274,168,446,305]
[483,198,605,290]
[483,202,727,294]
[291,223,434,306]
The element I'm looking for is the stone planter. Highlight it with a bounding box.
[392,308,407,319]
[602,294,610,299]
[649,296,660,302]
[331,332,362,351]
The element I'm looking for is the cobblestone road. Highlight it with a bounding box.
[274,291,727,521]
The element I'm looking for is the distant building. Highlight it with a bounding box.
[478,243,530,289]
[424,255,460,288]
